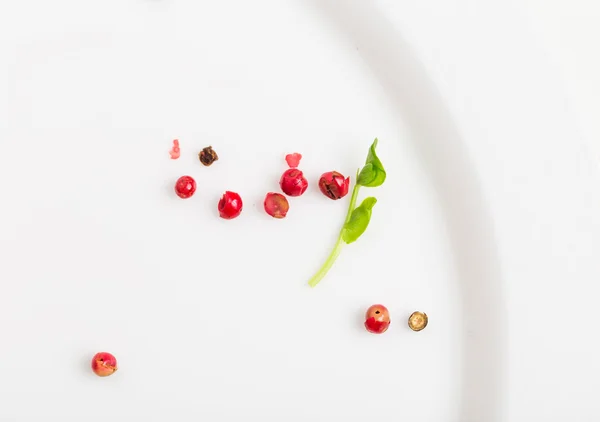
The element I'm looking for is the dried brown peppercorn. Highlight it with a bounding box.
[199,146,219,166]
[408,311,428,332]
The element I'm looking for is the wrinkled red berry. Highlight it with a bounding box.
[364,304,391,334]
[91,352,118,377]
[218,191,243,219]
[319,171,350,200]
[175,175,196,199]
[199,146,219,166]
[285,153,302,168]
[264,192,290,218]
[280,169,308,197]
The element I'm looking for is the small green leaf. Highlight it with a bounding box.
[357,138,386,187]
[357,163,385,187]
[341,197,377,244]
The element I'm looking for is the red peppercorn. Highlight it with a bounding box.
[280,169,308,197]
[318,171,350,200]
[174,175,196,199]
[364,304,391,334]
[218,191,243,219]
[264,192,290,218]
[285,153,302,168]
[91,352,118,377]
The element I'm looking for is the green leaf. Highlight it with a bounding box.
[357,138,386,187]
[357,163,385,187]
[341,197,378,244]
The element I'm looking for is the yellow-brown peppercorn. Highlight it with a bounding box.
[408,311,428,331]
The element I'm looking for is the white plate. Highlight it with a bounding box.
[1,1,599,421]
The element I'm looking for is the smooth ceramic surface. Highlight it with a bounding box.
[522,0,600,166]
[1,1,598,421]
[374,0,600,420]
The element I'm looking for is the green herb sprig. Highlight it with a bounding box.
[308,138,386,287]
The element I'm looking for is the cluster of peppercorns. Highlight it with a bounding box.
[173,143,245,218]
[87,139,424,379]
[364,305,428,334]
[171,140,352,219]
[265,152,351,218]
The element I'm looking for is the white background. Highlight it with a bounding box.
[1,1,600,421]
[0,1,469,421]
[522,0,600,163]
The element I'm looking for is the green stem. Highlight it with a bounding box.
[307,236,344,288]
[308,169,361,288]
[344,170,361,223]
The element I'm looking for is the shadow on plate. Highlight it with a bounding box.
[307,1,507,421]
